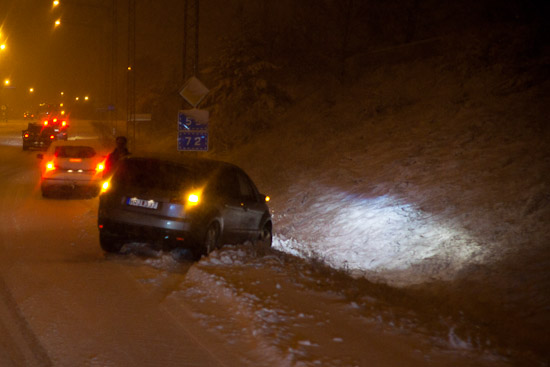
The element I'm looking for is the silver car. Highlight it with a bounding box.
[97,156,272,258]
[38,140,106,198]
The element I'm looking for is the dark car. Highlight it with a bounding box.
[97,156,272,258]
[41,116,69,141]
[22,123,57,150]
[23,111,35,119]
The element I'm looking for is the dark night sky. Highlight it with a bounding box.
[4,0,545,116]
[1,0,112,111]
[1,0,240,114]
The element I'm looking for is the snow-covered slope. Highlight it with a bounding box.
[222,31,550,287]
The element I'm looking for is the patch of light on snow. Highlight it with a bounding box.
[274,188,487,286]
[448,327,473,350]
[0,135,23,146]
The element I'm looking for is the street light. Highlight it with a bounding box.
[54,19,61,27]
[4,79,10,86]
[53,0,60,7]
[29,87,34,93]
[0,44,5,51]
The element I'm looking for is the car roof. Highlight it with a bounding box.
[46,139,108,154]
[123,154,240,173]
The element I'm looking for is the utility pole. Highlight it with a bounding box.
[126,0,136,150]
[109,0,118,132]
[183,0,199,84]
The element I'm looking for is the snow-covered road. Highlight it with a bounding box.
[0,120,236,366]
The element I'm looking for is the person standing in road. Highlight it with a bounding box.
[104,136,130,175]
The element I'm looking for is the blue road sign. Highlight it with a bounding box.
[178,131,208,151]
[178,110,208,131]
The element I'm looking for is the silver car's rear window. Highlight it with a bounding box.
[55,146,96,158]
[114,159,201,191]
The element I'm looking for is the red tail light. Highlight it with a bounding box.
[43,120,49,126]
[62,121,67,127]
[53,118,58,123]
[45,161,56,171]
[24,133,29,138]
[50,135,55,140]
[96,162,105,172]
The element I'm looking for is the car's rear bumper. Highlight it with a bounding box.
[42,175,101,187]
[98,217,197,250]
[23,140,52,149]
[41,176,101,195]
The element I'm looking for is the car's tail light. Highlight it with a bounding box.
[50,135,55,140]
[61,120,67,127]
[45,161,56,171]
[100,181,110,194]
[187,191,201,206]
[43,120,49,126]
[24,133,29,138]
[96,162,105,172]
[53,118,58,123]
[70,158,82,163]
[265,195,270,202]
[188,194,200,204]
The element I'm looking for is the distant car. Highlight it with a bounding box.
[97,156,272,258]
[22,122,57,151]
[41,116,69,140]
[37,140,107,198]
[23,111,35,120]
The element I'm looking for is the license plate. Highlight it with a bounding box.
[127,197,159,209]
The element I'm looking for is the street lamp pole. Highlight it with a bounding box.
[126,0,136,150]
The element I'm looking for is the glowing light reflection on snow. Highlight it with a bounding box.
[273,189,486,286]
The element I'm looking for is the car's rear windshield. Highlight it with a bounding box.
[27,124,42,132]
[114,159,203,191]
[55,146,96,158]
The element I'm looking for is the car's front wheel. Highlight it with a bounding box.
[259,221,273,247]
[99,232,123,253]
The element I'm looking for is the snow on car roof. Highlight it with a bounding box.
[45,139,109,156]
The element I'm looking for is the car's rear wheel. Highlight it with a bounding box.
[203,222,221,256]
[41,186,51,198]
[99,232,123,253]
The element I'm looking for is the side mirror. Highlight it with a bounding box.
[36,153,43,160]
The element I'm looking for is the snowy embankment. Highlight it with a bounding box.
[230,55,549,288]
[138,39,549,289]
